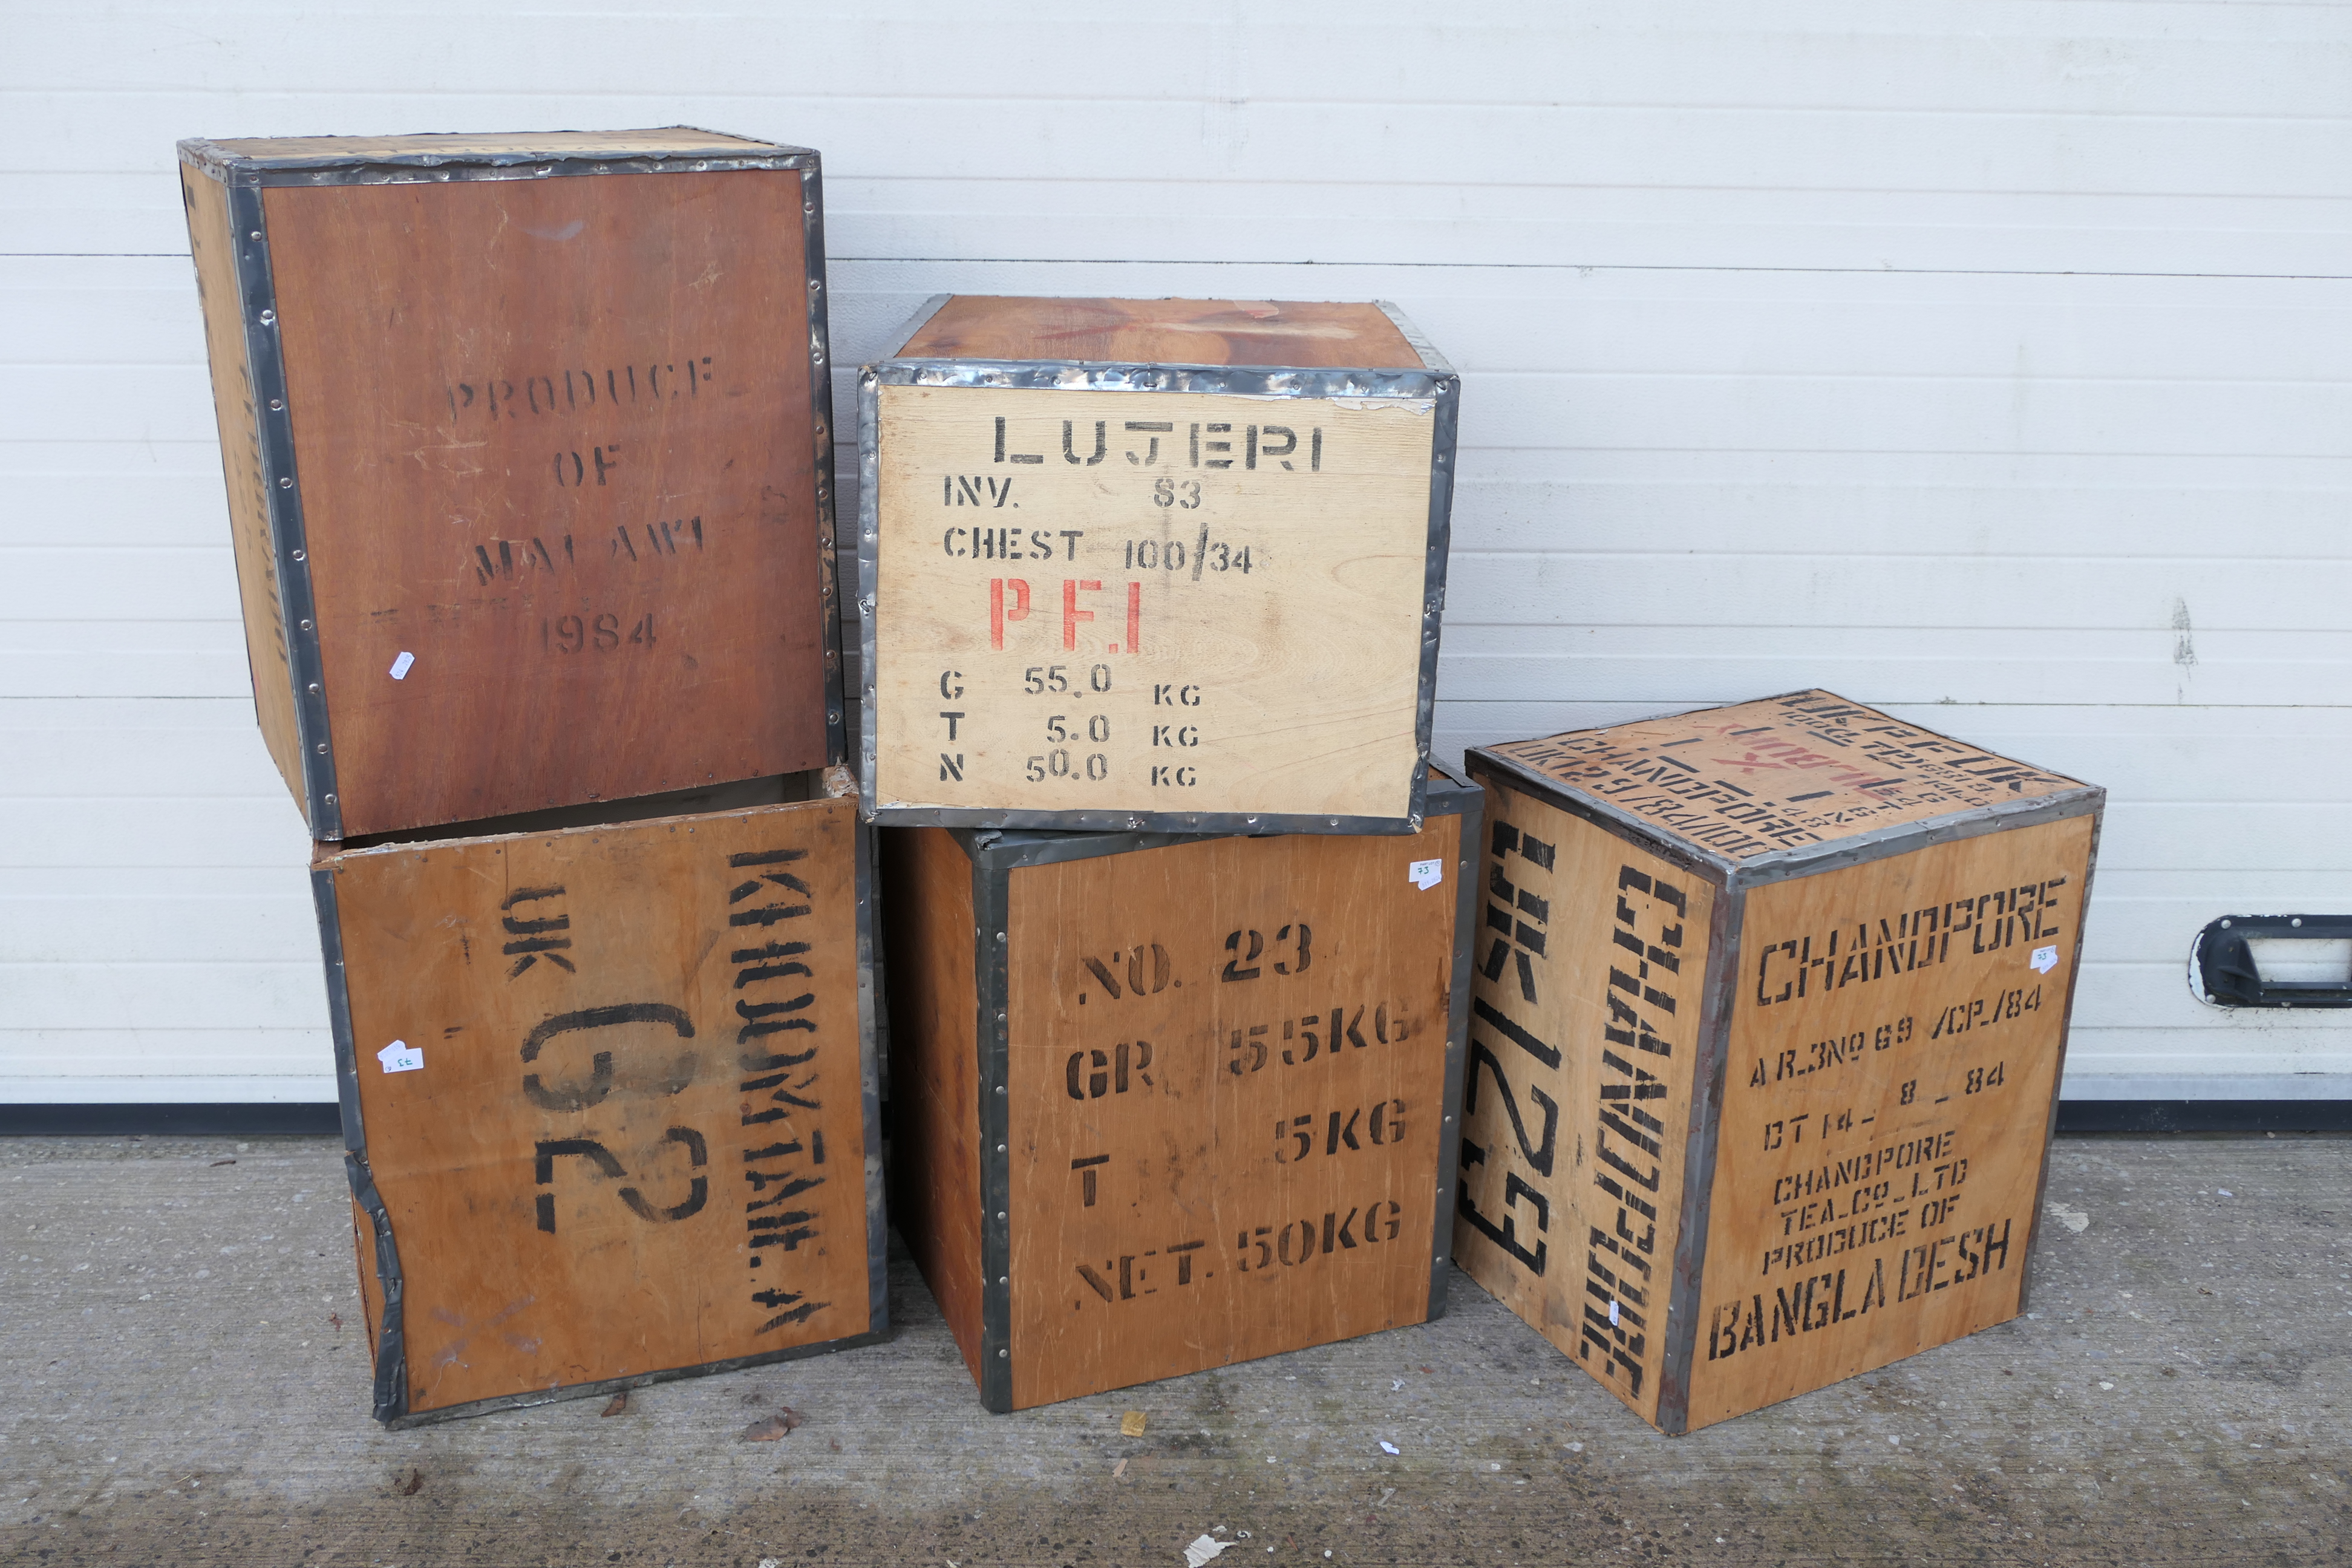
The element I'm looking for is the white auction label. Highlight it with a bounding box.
[1408,858,1443,890]
[377,1039,422,1074]
[388,651,416,681]
[2030,944,2059,974]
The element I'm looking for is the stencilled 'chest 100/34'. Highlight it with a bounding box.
[314,775,883,1426]
[177,129,842,840]
[883,768,1481,1411]
[858,296,1458,837]
[1453,691,2103,1435]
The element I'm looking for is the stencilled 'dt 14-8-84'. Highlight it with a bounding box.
[317,786,883,1426]
[1454,691,2103,1434]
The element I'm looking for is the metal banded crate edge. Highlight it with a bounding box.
[857,295,1459,838]
[316,771,886,1426]
[178,128,844,840]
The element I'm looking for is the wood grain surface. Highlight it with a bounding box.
[321,794,872,1417]
[999,815,1462,1408]
[181,165,303,808]
[880,826,987,1380]
[1685,812,2095,1431]
[871,384,1434,822]
[898,296,1420,368]
[1450,769,1716,1429]
[1486,690,2086,860]
[201,128,779,163]
[261,167,827,837]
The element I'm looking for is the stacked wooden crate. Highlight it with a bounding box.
[864,296,1486,1408]
[1452,691,2103,1432]
[180,129,883,1425]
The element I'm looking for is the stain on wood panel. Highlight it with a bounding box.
[351,1201,384,1356]
[1684,814,2094,1431]
[881,827,987,1377]
[204,129,777,163]
[901,297,1420,370]
[1450,777,1713,1428]
[325,797,869,1416]
[871,385,1432,822]
[263,169,826,837]
[1001,817,1460,1408]
[181,164,303,806]
[1487,691,2084,860]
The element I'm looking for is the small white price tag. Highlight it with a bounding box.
[388,651,415,680]
[2030,945,2059,975]
[377,1039,422,1074]
[1408,858,1443,890]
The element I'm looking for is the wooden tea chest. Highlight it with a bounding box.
[178,129,842,840]
[315,773,883,1425]
[1454,691,2102,1433]
[883,768,1482,1410]
[857,295,1457,835]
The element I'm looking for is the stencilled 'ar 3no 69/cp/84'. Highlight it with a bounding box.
[857,296,1459,837]
[1453,691,2104,1435]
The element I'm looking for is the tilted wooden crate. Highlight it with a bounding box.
[857,296,1457,835]
[178,129,843,840]
[316,773,882,1425]
[1454,691,2102,1433]
[883,768,1481,1410]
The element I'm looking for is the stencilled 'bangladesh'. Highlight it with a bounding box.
[1455,691,2103,1434]
[860,297,1459,835]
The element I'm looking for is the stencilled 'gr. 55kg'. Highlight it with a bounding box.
[858,296,1459,837]
[1456,691,2103,1435]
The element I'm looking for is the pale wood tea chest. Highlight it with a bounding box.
[1455,691,2102,1434]
[858,296,1457,835]
[179,129,843,840]
[316,773,882,1425]
[883,768,1482,1410]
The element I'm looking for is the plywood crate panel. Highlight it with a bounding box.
[1454,691,2103,1434]
[317,773,883,1426]
[178,129,842,840]
[883,767,1482,1411]
[858,296,1457,836]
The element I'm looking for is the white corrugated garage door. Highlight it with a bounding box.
[3,2,2345,1102]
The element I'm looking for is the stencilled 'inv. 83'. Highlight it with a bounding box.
[318,787,881,1426]
[861,295,1459,834]
[1460,691,2103,1436]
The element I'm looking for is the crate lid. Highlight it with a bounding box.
[1474,689,2092,864]
[178,126,806,177]
[894,296,1428,370]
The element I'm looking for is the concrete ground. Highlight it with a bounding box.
[1,1134,2345,1567]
